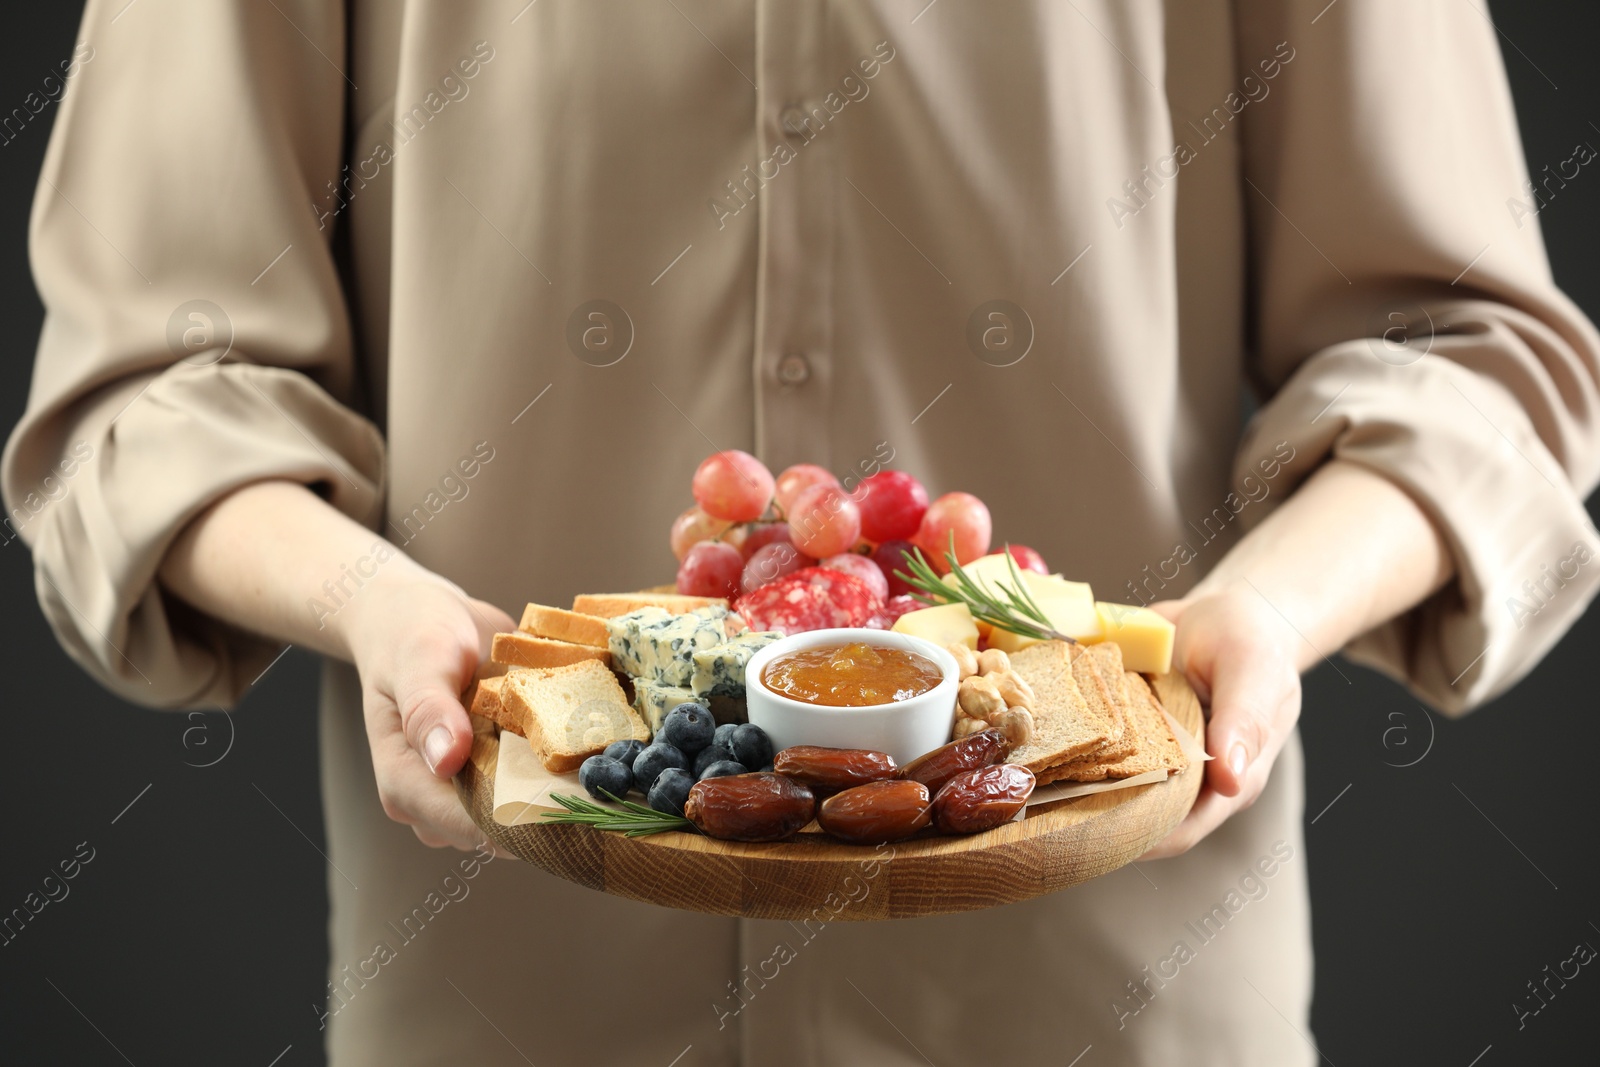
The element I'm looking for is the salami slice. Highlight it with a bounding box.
[864,593,923,630]
[734,566,883,635]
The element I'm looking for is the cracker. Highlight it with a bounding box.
[1004,641,1115,770]
[1041,671,1187,782]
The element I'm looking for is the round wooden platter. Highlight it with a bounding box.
[457,673,1203,920]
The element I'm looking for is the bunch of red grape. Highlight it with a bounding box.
[672,451,1047,600]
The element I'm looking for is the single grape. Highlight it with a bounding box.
[871,539,920,597]
[740,541,811,594]
[786,483,862,559]
[692,450,775,522]
[774,463,839,515]
[913,492,992,573]
[856,470,929,543]
[669,505,732,562]
[821,553,889,602]
[677,541,744,597]
[738,521,793,560]
[1006,543,1049,575]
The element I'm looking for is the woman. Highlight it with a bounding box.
[7,2,1597,1064]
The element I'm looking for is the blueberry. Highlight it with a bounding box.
[758,764,774,774]
[693,743,738,777]
[713,722,740,750]
[660,704,716,755]
[631,743,688,794]
[578,755,633,800]
[604,739,645,765]
[697,760,748,782]
[730,723,774,770]
[647,767,696,817]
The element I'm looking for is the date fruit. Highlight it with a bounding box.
[898,728,1010,794]
[932,764,1036,834]
[684,773,817,842]
[773,746,898,793]
[818,780,933,844]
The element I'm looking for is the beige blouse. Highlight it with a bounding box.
[7,1,1598,1064]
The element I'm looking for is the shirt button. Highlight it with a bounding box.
[777,353,811,385]
[780,107,809,138]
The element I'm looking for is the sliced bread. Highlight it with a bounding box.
[491,631,612,670]
[465,675,520,736]
[501,660,649,772]
[572,591,728,618]
[518,603,610,648]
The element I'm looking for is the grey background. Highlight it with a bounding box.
[1,3,1596,1064]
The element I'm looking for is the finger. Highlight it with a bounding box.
[382,740,486,849]
[393,677,477,779]
[382,618,484,779]
[363,695,485,848]
[1201,655,1295,799]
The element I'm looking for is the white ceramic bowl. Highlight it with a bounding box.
[743,628,959,766]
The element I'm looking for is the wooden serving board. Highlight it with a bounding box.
[455,672,1205,921]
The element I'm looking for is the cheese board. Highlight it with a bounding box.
[455,670,1204,921]
[453,450,1207,919]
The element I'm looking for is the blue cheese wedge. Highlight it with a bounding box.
[632,607,733,687]
[690,630,783,699]
[632,677,705,735]
[606,607,671,677]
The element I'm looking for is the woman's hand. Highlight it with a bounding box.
[1140,582,1303,859]
[337,572,516,850]
[1131,461,1454,858]
[160,481,522,852]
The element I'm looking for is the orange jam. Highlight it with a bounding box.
[761,642,944,707]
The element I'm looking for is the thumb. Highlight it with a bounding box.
[399,598,514,778]
[395,666,477,779]
[1202,651,1289,799]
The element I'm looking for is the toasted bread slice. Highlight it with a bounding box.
[491,632,612,670]
[465,675,519,735]
[572,591,728,618]
[501,661,649,772]
[1058,643,1139,765]
[1040,671,1187,782]
[518,603,610,648]
[1004,640,1115,771]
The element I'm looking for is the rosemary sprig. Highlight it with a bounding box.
[893,534,1077,644]
[539,790,693,837]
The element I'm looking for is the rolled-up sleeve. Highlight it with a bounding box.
[1229,1,1600,712]
[1,0,383,708]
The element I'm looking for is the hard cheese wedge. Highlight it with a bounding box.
[987,572,1100,652]
[1091,602,1175,675]
[892,602,980,650]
